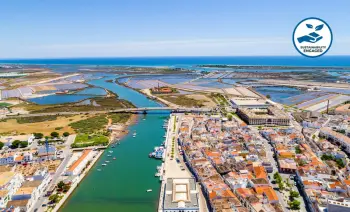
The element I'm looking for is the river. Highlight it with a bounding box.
[60,75,168,212]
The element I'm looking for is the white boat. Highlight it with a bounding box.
[146,189,152,192]
[105,161,110,163]
[97,169,102,171]
[109,151,113,153]
[107,155,112,157]
[155,173,161,177]
[133,132,137,136]
[102,164,107,166]
[133,135,136,138]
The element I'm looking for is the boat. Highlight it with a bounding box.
[113,157,116,160]
[107,155,111,157]
[155,173,161,177]
[146,189,152,192]
[97,169,102,171]
[111,145,115,148]
[102,164,107,166]
[109,151,113,153]
[143,118,146,121]
[133,135,136,138]
[117,142,120,145]
[105,161,110,163]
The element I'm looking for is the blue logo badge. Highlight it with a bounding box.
[293,17,333,57]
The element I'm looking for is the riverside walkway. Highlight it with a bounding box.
[3,107,212,119]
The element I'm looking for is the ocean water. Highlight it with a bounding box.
[1,56,350,68]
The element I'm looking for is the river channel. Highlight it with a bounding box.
[60,75,167,212]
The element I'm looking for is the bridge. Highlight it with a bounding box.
[3,107,213,119]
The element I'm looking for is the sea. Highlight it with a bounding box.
[1,56,350,68]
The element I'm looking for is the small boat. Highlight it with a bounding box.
[109,151,113,153]
[111,145,115,148]
[143,118,146,121]
[133,132,137,136]
[107,155,112,157]
[105,160,110,163]
[117,142,120,145]
[97,169,102,171]
[113,157,116,160]
[155,173,161,177]
[146,189,152,192]
[133,135,136,138]
[102,164,107,166]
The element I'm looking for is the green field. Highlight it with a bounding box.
[69,115,108,134]
[71,133,109,148]
[0,102,12,108]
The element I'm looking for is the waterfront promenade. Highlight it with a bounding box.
[53,151,103,212]
[158,114,208,212]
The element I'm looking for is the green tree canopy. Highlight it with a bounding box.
[51,131,59,138]
[33,133,44,139]
[0,142,4,150]
[63,132,70,137]
[10,140,21,149]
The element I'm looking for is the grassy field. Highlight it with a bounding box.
[69,114,108,134]
[0,115,88,136]
[15,115,58,124]
[159,94,208,107]
[0,102,12,108]
[71,133,109,148]
[11,97,135,114]
[109,113,131,124]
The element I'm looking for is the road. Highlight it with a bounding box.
[257,127,307,212]
[33,134,76,212]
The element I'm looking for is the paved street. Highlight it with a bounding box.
[33,134,76,212]
[258,127,307,212]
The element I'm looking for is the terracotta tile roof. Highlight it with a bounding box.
[14,156,24,162]
[68,149,92,172]
[255,186,279,202]
[253,166,267,179]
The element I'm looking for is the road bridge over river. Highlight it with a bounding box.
[3,107,213,119]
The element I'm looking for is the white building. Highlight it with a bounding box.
[65,149,94,176]
[0,152,16,165]
[163,178,200,212]
[0,172,24,208]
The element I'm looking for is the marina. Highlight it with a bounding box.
[61,76,167,212]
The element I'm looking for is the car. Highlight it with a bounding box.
[180,165,185,171]
[176,158,180,163]
[42,204,47,207]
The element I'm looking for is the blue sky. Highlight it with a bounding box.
[0,0,349,58]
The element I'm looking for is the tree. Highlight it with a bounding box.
[273,172,282,183]
[295,146,302,154]
[312,134,316,140]
[49,194,60,204]
[20,141,28,148]
[227,114,233,121]
[51,131,59,138]
[288,200,301,210]
[57,181,65,190]
[0,142,4,150]
[290,190,300,199]
[278,181,285,190]
[63,132,70,137]
[33,133,44,139]
[266,94,271,99]
[10,140,21,149]
[62,184,71,193]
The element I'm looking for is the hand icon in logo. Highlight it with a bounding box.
[297,24,324,43]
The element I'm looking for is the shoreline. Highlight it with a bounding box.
[53,150,104,212]
[52,113,138,211]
